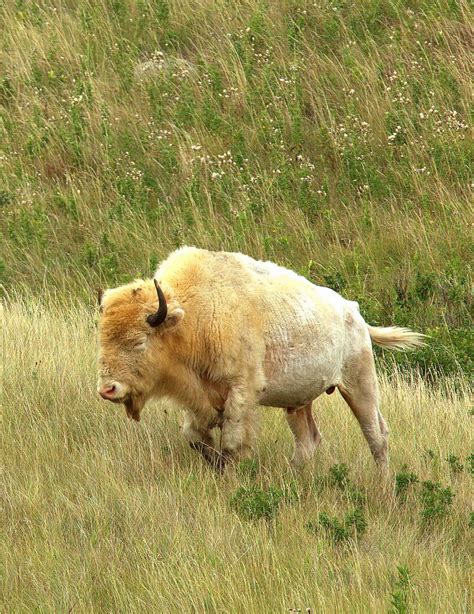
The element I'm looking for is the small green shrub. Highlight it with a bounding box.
[389,565,413,614]
[466,454,473,476]
[0,190,13,207]
[322,271,346,293]
[445,454,463,474]
[311,513,349,543]
[420,481,454,526]
[307,507,367,544]
[230,486,283,521]
[325,464,367,505]
[328,463,349,488]
[344,507,368,535]
[395,467,419,502]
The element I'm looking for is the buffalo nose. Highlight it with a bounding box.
[99,385,116,400]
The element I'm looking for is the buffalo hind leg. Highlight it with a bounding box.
[286,402,321,465]
[338,354,388,468]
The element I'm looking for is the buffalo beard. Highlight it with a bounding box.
[124,395,144,421]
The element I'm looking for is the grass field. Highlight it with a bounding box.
[1,0,472,611]
[2,300,473,612]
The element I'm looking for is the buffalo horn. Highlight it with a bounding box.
[147,279,168,327]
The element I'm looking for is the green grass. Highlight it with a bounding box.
[1,1,473,611]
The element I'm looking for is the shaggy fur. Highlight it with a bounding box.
[97,247,425,468]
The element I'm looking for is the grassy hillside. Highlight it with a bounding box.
[0,0,472,375]
[2,300,473,612]
[1,2,473,611]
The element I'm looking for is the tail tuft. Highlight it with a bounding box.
[368,326,426,351]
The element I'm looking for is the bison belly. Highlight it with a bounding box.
[256,278,349,408]
[259,342,342,408]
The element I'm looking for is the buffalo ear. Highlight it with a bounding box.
[97,288,104,308]
[161,307,184,331]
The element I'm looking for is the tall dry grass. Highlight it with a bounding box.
[2,298,472,612]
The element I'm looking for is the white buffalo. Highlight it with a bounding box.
[97,247,424,469]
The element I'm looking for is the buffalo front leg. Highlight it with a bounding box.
[219,380,261,468]
[286,402,321,465]
[182,410,220,468]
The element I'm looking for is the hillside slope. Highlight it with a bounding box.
[0,1,472,375]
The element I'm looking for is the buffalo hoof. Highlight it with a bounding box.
[189,441,231,473]
[212,450,233,473]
